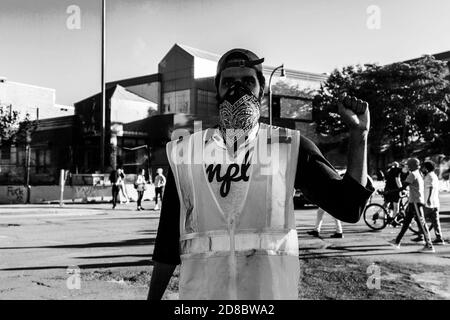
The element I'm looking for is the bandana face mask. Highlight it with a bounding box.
[218,81,261,149]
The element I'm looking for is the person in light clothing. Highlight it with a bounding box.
[308,207,344,238]
[388,158,435,252]
[154,168,166,211]
[118,167,130,204]
[134,169,147,211]
[422,160,445,245]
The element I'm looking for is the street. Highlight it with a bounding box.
[1,192,450,299]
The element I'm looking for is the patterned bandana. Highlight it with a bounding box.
[218,82,261,150]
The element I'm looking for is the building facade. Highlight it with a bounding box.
[0,77,74,120]
[68,44,328,177]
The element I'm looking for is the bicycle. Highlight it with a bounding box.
[363,190,423,234]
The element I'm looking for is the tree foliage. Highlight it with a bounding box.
[313,56,450,157]
[0,104,36,145]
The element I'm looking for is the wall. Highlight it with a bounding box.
[0,186,28,204]
[110,97,157,124]
[126,82,160,105]
[0,80,57,120]
[0,184,155,204]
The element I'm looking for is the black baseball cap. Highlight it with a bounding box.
[215,48,265,91]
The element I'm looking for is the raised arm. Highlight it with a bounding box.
[337,93,370,186]
[295,136,374,223]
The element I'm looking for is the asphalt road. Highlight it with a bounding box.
[1,192,449,299]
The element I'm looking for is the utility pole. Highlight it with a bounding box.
[100,0,106,172]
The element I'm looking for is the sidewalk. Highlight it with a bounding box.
[0,200,160,217]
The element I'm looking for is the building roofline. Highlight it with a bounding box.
[159,43,183,66]
[178,43,221,62]
[73,86,117,105]
[106,73,161,89]
[74,83,158,106]
[0,79,56,92]
[402,50,450,64]
[171,44,328,81]
[75,74,161,105]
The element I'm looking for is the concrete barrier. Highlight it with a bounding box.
[0,184,156,204]
[0,186,28,204]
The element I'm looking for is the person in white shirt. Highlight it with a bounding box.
[118,167,130,204]
[153,168,166,211]
[135,169,147,211]
[388,158,435,253]
[422,160,445,245]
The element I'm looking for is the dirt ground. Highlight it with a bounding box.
[27,254,445,300]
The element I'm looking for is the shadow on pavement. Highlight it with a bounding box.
[0,206,110,211]
[73,253,152,259]
[299,242,450,259]
[0,237,156,250]
[107,217,160,220]
[299,250,432,259]
[137,230,157,235]
[0,259,153,271]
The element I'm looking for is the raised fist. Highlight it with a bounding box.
[337,93,370,132]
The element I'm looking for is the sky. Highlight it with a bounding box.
[1,0,449,105]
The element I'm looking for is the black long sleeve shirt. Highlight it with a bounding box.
[152,135,374,265]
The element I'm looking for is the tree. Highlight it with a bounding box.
[0,104,36,146]
[313,56,450,160]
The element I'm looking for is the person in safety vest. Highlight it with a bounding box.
[148,48,374,300]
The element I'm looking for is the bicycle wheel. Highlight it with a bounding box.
[364,203,388,230]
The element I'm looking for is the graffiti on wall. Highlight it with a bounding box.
[74,186,97,201]
[6,186,26,203]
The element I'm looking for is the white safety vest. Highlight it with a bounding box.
[166,123,300,300]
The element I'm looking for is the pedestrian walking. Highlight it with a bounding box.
[400,162,409,185]
[307,207,344,238]
[117,167,129,204]
[388,158,435,253]
[134,168,147,211]
[383,161,403,217]
[148,48,374,300]
[153,168,166,211]
[109,168,121,209]
[422,160,446,245]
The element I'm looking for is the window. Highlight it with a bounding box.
[163,90,190,114]
[35,149,51,174]
[260,96,312,120]
[197,89,216,116]
[260,97,269,118]
[280,98,312,120]
[1,145,11,160]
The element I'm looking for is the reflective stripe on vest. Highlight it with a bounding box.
[180,229,299,258]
